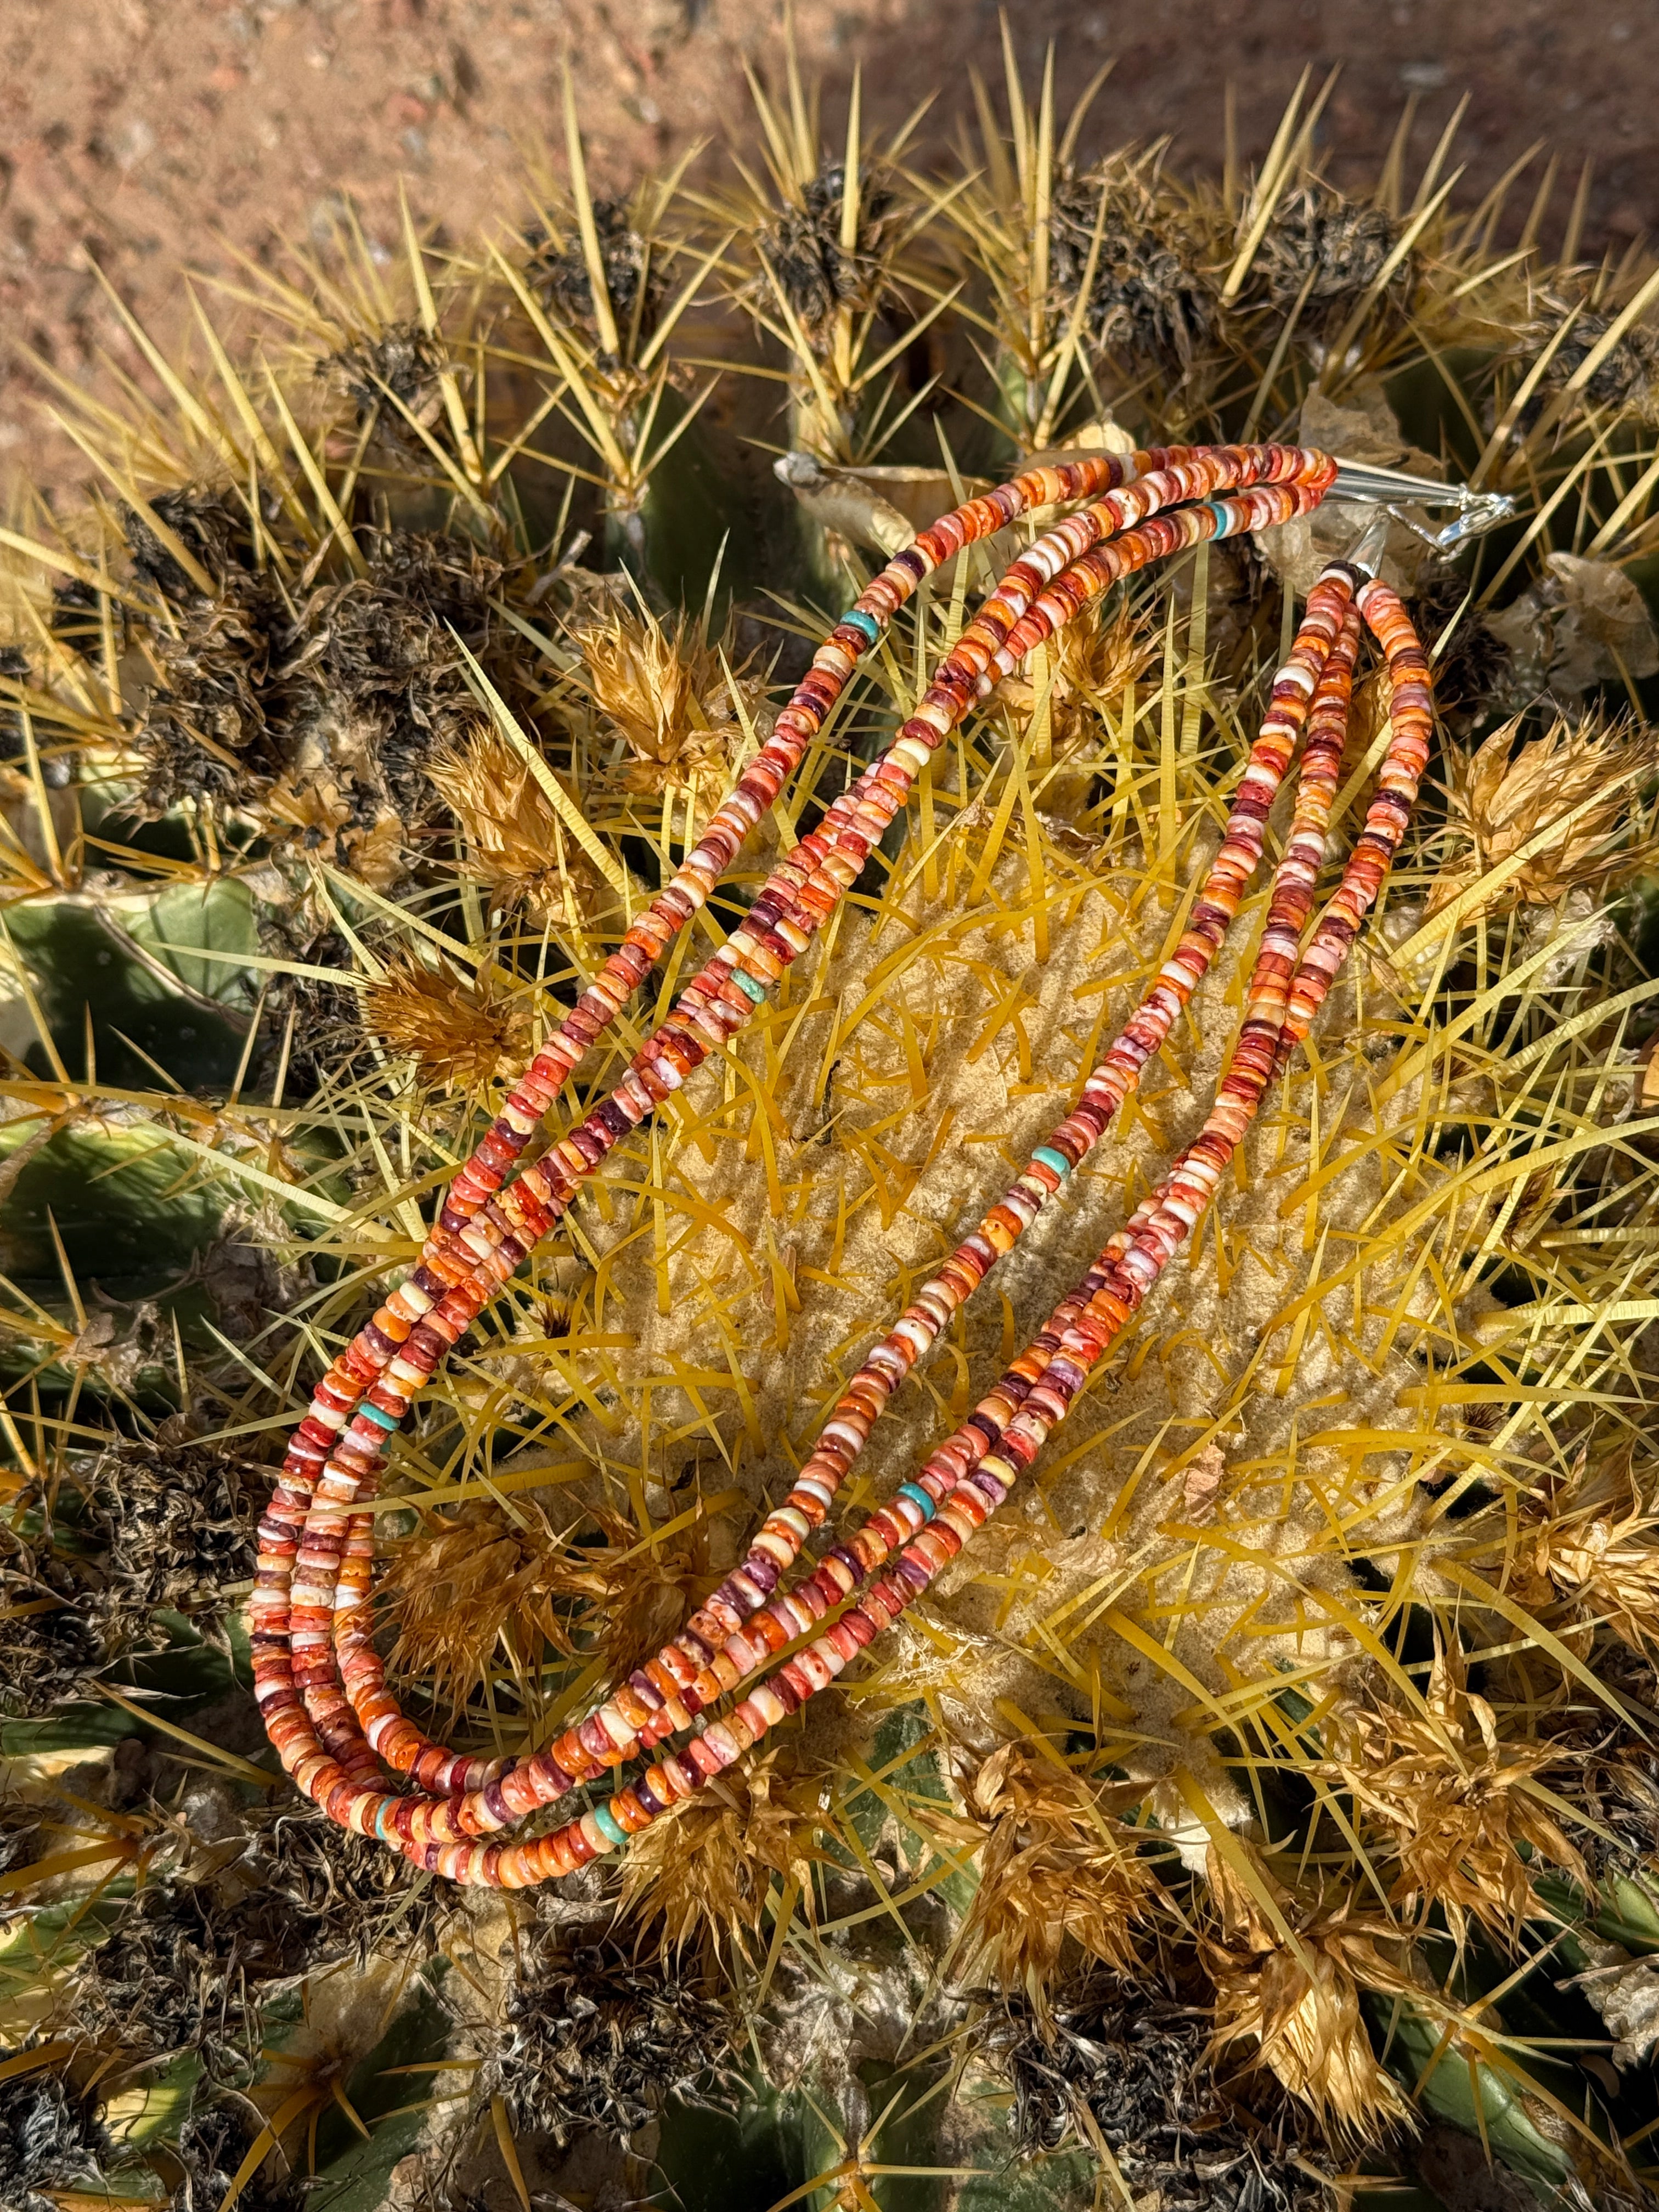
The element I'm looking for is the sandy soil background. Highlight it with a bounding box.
[1,0,1653,506]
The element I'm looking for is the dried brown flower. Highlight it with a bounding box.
[386,1485,717,1726]
[488,1934,740,2147]
[64,1791,445,2094]
[228,1799,449,1966]
[1517,292,1659,424]
[956,1745,1168,2013]
[1204,1854,1415,2149]
[989,602,1156,768]
[0,2057,113,2212]
[261,777,403,888]
[1575,1746,1659,1888]
[1250,182,1412,321]
[519,1498,712,1686]
[385,1498,582,1724]
[252,918,373,1097]
[79,1435,262,1627]
[1318,1645,1589,1948]
[575,603,772,823]
[755,162,898,344]
[528,201,661,355]
[171,2104,307,2212]
[123,487,247,603]
[984,1977,1325,2205]
[1049,162,1220,370]
[1427,712,1659,918]
[617,1743,827,1969]
[1539,1644,1659,1883]
[0,1539,105,1718]
[362,952,535,1094]
[131,520,518,880]
[1521,1449,1659,1660]
[132,562,289,815]
[69,1875,272,2071]
[5,1438,256,1710]
[426,724,608,929]
[49,575,118,659]
[320,321,447,440]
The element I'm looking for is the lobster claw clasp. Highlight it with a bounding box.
[1327,458,1518,568]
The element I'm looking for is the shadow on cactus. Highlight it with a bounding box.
[3,30,1659,2212]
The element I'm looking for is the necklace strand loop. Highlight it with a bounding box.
[249,444,1431,1886]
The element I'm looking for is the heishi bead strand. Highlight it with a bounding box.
[509,571,1429,1890]
[319,475,1352,1810]
[278,469,1344,1837]
[268,484,1338,1841]
[246,448,1354,1864]
[252,450,1340,1841]
[251,447,1338,1833]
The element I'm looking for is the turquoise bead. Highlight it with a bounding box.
[358,1401,399,1431]
[842,608,879,646]
[1032,1145,1071,1181]
[732,967,767,1003]
[899,1482,936,1521]
[592,1799,628,1850]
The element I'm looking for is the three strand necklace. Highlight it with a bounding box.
[250,441,1433,1887]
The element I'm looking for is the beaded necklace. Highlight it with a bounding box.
[251,442,1436,1887]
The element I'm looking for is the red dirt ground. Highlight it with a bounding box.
[1,0,1654,505]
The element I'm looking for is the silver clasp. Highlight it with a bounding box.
[1327,458,1517,559]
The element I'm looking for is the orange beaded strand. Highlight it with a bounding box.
[245,453,1438,1889]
